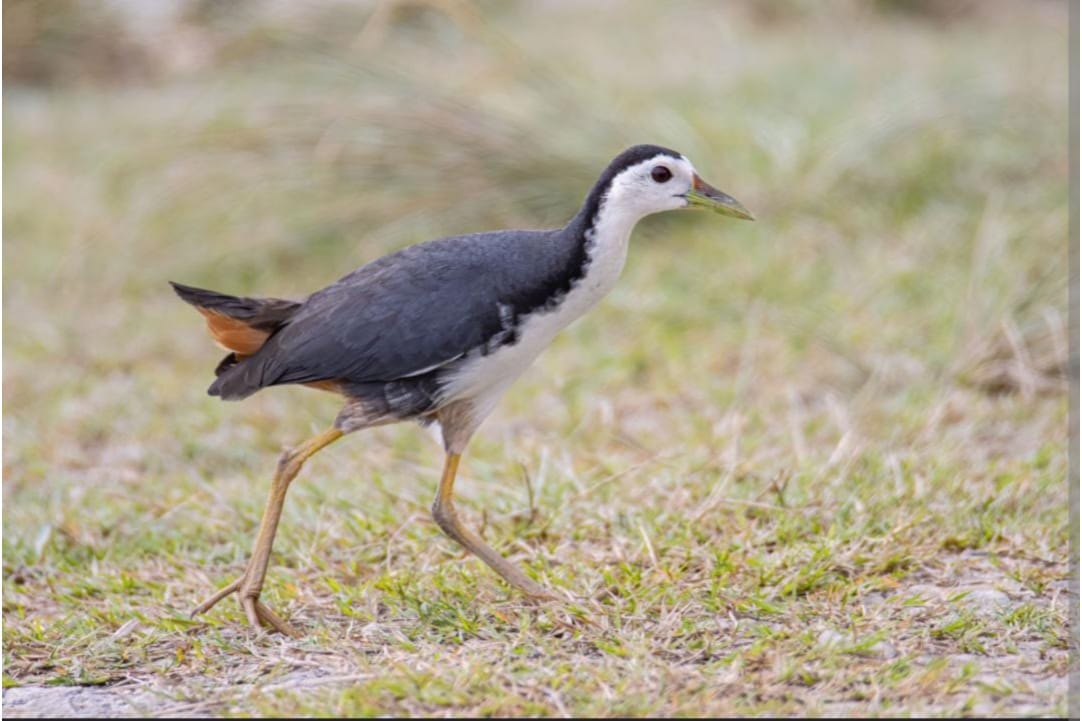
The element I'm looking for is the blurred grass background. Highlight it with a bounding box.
[2,0,1073,716]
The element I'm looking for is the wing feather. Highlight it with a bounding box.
[212,228,581,398]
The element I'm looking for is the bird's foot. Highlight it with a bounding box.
[190,576,300,637]
[519,587,600,629]
[523,586,563,603]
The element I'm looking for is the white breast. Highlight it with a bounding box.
[440,198,639,404]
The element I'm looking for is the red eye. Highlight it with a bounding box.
[651,166,672,183]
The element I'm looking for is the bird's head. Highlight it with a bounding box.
[593,144,754,224]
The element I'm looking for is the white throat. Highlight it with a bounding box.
[575,194,639,303]
[439,196,641,405]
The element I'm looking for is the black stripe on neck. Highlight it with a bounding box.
[479,145,681,353]
[549,144,681,307]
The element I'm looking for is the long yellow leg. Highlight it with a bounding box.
[191,428,344,636]
[431,453,558,599]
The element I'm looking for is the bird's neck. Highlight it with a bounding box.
[563,191,642,304]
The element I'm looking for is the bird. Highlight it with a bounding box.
[172,143,753,636]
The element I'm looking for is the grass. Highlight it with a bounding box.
[2,1,1073,716]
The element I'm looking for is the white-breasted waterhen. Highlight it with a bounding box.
[172,144,753,635]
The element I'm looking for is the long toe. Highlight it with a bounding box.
[526,587,563,603]
[191,576,300,637]
[240,594,300,637]
[254,600,300,638]
[191,577,243,617]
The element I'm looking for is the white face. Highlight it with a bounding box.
[604,153,697,221]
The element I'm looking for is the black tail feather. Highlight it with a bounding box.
[171,281,301,400]
[214,352,239,377]
[207,357,269,399]
[169,281,302,331]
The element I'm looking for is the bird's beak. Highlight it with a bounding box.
[684,174,755,220]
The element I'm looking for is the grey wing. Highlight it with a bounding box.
[240,229,574,390]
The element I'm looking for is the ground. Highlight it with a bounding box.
[2,1,1075,716]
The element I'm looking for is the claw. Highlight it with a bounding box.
[192,576,299,637]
